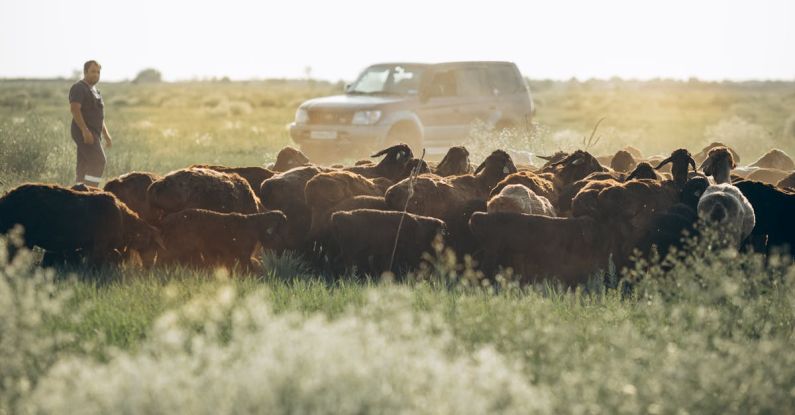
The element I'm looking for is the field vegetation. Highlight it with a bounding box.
[1,77,795,413]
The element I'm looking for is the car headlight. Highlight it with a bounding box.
[295,108,309,124]
[352,110,382,125]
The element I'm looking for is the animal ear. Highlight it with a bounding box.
[688,156,697,171]
[537,155,554,161]
[654,157,672,170]
[626,170,638,181]
[572,157,584,166]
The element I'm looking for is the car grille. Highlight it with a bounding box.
[308,109,353,125]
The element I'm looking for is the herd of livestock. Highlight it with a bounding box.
[1,141,795,285]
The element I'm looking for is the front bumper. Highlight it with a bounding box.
[289,122,391,149]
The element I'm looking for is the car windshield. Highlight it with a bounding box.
[347,65,424,96]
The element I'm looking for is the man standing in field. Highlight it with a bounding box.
[69,60,112,187]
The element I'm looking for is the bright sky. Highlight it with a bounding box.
[1,0,793,82]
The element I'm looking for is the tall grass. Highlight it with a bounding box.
[1,229,794,413]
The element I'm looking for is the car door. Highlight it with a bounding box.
[486,64,529,127]
[415,69,465,151]
[455,66,498,129]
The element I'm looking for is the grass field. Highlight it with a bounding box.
[2,78,795,413]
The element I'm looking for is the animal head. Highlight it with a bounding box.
[435,146,471,176]
[372,143,414,164]
[120,205,165,252]
[537,151,570,171]
[610,150,637,173]
[623,145,643,159]
[697,187,745,245]
[548,150,606,186]
[699,146,736,183]
[256,211,289,248]
[655,148,697,186]
[626,162,658,181]
[474,150,517,180]
[655,148,696,171]
[695,142,741,164]
[273,146,310,172]
[405,158,431,177]
[681,177,710,208]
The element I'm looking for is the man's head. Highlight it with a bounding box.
[83,60,101,85]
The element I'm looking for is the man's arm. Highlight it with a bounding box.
[101,121,112,148]
[70,102,94,144]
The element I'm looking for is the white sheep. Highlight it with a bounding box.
[487,184,557,217]
[697,183,756,246]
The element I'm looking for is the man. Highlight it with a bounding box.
[69,60,112,187]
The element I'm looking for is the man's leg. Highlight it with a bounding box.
[74,136,86,184]
[75,134,106,187]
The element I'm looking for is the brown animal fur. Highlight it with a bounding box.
[304,171,387,237]
[749,149,794,171]
[158,209,287,270]
[147,168,262,222]
[103,172,162,223]
[777,172,795,190]
[385,150,516,252]
[489,171,558,205]
[0,184,161,265]
[745,168,791,186]
[469,212,625,286]
[331,209,446,275]
[610,150,637,173]
[190,164,275,191]
[258,166,332,249]
[626,162,662,181]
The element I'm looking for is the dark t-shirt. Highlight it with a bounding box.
[69,80,104,136]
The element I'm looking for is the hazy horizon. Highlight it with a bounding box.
[1,0,793,82]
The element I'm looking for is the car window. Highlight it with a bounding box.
[353,68,391,94]
[457,68,490,97]
[428,70,458,97]
[487,66,524,95]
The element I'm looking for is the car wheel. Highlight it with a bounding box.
[385,123,422,157]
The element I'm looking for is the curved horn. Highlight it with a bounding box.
[688,156,697,172]
[371,144,403,158]
[653,157,672,170]
[474,160,486,175]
